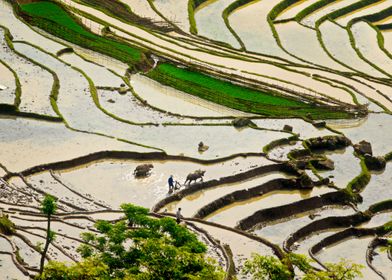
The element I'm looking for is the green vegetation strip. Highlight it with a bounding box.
[269,0,302,21]
[352,6,392,24]
[346,155,371,194]
[19,1,142,65]
[146,63,352,119]
[295,0,338,22]
[222,0,250,50]
[188,0,209,34]
[321,0,382,22]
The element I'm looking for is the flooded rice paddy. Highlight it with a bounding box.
[1,0,392,278]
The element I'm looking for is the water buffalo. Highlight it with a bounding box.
[133,164,153,177]
[184,169,205,185]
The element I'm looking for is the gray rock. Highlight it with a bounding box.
[364,154,386,171]
[354,140,372,156]
[283,125,293,132]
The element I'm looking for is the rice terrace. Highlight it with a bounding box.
[0,0,392,279]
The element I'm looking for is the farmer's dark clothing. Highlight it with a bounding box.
[168,177,174,189]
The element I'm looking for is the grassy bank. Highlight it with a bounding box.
[146,63,352,119]
[20,1,142,65]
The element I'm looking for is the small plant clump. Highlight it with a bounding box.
[0,214,16,235]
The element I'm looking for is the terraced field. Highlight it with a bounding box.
[0,0,392,279]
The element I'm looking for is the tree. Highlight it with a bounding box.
[243,253,363,280]
[39,195,57,275]
[38,203,224,279]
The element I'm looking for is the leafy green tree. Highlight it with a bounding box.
[303,260,363,280]
[38,257,110,279]
[243,253,363,280]
[242,254,292,280]
[39,195,57,275]
[39,203,224,279]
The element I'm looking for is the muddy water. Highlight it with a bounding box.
[0,61,16,105]
[251,118,335,139]
[26,172,104,211]
[20,228,75,263]
[372,247,392,278]
[16,42,292,160]
[205,187,332,227]
[327,113,392,156]
[166,172,288,216]
[275,22,349,72]
[195,0,241,48]
[153,0,190,32]
[268,141,303,161]
[0,166,7,177]
[292,229,340,256]
[358,163,392,211]
[360,212,392,228]
[60,53,124,87]
[0,237,12,252]
[56,157,272,208]
[131,74,252,117]
[382,30,392,55]
[0,253,28,280]
[360,78,392,102]
[293,67,387,112]
[12,236,41,269]
[301,0,358,28]
[317,147,361,189]
[319,20,386,79]
[121,0,165,23]
[0,116,150,172]
[276,0,320,21]
[317,236,380,279]
[352,21,392,76]
[192,222,274,275]
[336,0,392,26]
[98,89,235,124]
[0,29,56,116]
[253,207,355,245]
[228,0,297,61]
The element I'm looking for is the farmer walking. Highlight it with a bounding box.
[176,207,182,224]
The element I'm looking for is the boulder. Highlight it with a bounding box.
[283,125,293,132]
[305,135,350,150]
[354,140,372,156]
[364,154,386,171]
[288,149,311,159]
[298,173,314,189]
[295,160,308,170]
[231,118,255,128]
[312,159,335,170]
[313,121,326,128]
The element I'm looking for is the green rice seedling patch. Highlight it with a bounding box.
[147,63,352,119]
[20,1,142,64]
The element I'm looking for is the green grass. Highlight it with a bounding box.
[146,63,353,119]
[20,1,142,64]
